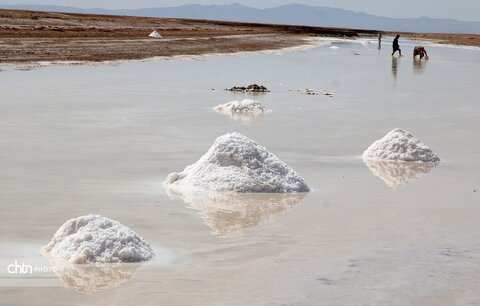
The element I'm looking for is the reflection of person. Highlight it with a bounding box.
[391,56,398,79]
[392,34,401,56]
[413,46,428,59]
[413,58,426,74]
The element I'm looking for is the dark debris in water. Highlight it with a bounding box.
[226,84,270,92]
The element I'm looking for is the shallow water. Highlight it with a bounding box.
[1,38,480,305]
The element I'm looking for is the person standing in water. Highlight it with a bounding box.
[392,34,401,56]
[378,32,382,49]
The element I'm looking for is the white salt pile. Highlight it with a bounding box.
[43,214,154,264]
[213,99,270,115]
[148,31,163,38]
[362,128,440,163]
[165,132,310,193]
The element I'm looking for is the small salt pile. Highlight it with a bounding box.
[362,128,440,162]
[165,132,310,193]
[213,99,270,115]
[43,214,154,264]
[148,31,163,38]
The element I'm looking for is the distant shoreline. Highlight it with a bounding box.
[385,32,480,48]
[0,9,478,65]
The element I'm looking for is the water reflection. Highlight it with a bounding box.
[228,92,268,98]
[215,111,266,122]
[48,258,144,294]
[165,187,307,237]
[413,58,428,74]
[391,57,398,79]
[364,160,438,188]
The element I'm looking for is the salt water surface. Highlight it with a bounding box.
[1,38,480,305]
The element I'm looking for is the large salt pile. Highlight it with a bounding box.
[165,132,310,193]
[43,214,154,264]
[362,128,440,163]
[213,99,270,116]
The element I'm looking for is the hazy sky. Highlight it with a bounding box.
[1,0,479,21]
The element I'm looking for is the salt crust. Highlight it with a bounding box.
[165,132,310,193]
[362,128,440,163]
[43,214,154,264]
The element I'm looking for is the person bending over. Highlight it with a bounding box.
[392,34,401,56]
[413,46,428,59]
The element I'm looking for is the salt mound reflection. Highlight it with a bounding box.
[364,160,437,188]
[220,111,266,121]
[48,259,144,294]
[165,187,306,237]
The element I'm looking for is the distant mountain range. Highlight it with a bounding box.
[2,3,479,34]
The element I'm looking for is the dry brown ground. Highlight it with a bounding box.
[385,31,480,47]
[0,9,477,64]
[0,9,374,63]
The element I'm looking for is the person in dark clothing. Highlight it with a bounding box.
[392,34,401,56]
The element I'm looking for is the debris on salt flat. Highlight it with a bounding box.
[164,132,310,193]
[148,31,163,38]
[43,214,154,264]
[297,89,320,95]
[322,90,334,97]
[295,89,333,97]
[362,128,440,163]
[214,99,270,116]
[226,84,270,92]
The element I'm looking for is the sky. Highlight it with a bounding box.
[0,0,479,22]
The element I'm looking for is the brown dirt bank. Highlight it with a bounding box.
[0,9,376,63]
[384,31,480,47]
